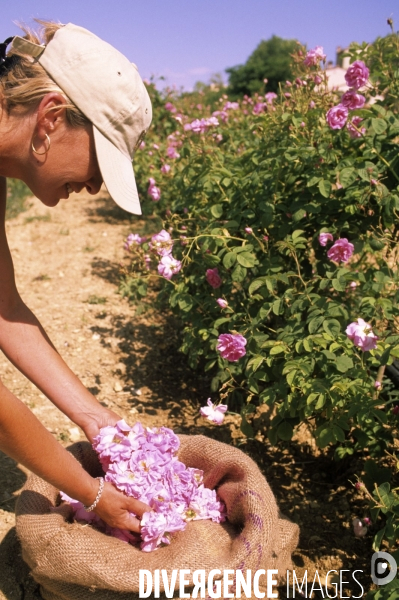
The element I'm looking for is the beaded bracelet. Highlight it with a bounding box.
[83,477,105,512]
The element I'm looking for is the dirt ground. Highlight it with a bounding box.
[0,189,372,598]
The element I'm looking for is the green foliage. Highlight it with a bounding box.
[123,28,399,577]
[226,35,299,95]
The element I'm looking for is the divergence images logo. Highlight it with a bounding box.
[371,552,397,586]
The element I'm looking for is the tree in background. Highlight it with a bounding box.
[226,35,299,96]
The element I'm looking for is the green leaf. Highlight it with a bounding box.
[317,426,335,448]
[308,316,324,334]
[332,425,346,443]
[336,355,354,373]
[236,252,257,268]
[231,264,247,282]
[332,278,346,292]
[339,167,357,188]
[323,319,341,337]
[371,118,387,134]
[177,294,194,312]
[372,527,386,552]
[272,299,283,315]
[223,251,237,269]
[246,355,264,373]
[277,421,293,441]
[318,179,332,198]
[210,203,223,218]
[269,345,285,355]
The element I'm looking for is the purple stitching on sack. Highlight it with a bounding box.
[248,513,263,530]
[236,489,264,503]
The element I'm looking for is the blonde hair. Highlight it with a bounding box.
[0,20,89,127]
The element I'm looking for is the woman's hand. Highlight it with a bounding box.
[93,481,151,532]
[80,406,123,443]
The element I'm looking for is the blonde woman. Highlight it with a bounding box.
[0,22,152,529]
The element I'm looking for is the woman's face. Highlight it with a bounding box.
[26,118,103,207]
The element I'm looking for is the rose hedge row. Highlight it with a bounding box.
[122,31,399,574]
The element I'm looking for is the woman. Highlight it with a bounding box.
[0,21,152,530]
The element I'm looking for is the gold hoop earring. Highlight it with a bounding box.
[32,133,51,156]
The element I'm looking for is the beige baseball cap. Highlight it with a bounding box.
[11,23,152,215]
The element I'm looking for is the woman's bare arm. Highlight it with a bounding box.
[0,177,119,440]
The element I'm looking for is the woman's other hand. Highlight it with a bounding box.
[93,481,151,532]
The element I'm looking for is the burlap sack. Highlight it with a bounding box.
[16,435,299,600]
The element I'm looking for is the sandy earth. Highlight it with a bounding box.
[0,189,372,598]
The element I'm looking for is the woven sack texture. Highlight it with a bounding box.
[15,435,299,600]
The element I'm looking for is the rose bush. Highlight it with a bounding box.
[121,27,399,580]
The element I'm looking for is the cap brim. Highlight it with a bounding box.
[93,126,142,215]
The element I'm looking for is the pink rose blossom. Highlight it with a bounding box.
[265,92,277,104]
[326,104,348,129]
[304,46,326,66]
[370,178,378,185]
[327,238,354,263]
[309,100,316,109]
[223,101,239,110]
[244,227,253,234]
[217,333,247,362]
[346,318,378,351]
[341,90,365,110]
[161,164,171,174]
[347,117,366,138]
[352,517,367,538]
[147,178,161,202]
[345,60,369,90]
[318,232,334,246]
[164,102,176,113]
[166,146,180,159]
[313,75,322,85]
[157,255,182,280]
[253,102,266,114]
[124,233,143,250]
[349,281,357,289]
[374,381,381,389]
[263,235,269,242]
[200,399,228,425]
[206,268,222,289]
[216,298,228,308]
[151,230,173,256]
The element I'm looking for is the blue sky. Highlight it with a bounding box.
[1,1,397,90]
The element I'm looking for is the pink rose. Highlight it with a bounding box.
[341,90,365,110]
[216,298,228,308]
[244,227,253,234]
[326,104,348,129]
[304,46,326,66]
[147,178,161,202]
[206,268,222,289]
[265,92,277,104]
[161,164,171,174]
[319,232,333,246]
[151,230,173,256]
[327,238,354,263]
[200,399,228,425]
[346,318,378,351]
[157,255,182,280]
[217,333,247,362]
[345,60,369,90]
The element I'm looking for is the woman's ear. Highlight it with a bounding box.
[35,92,68,140]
